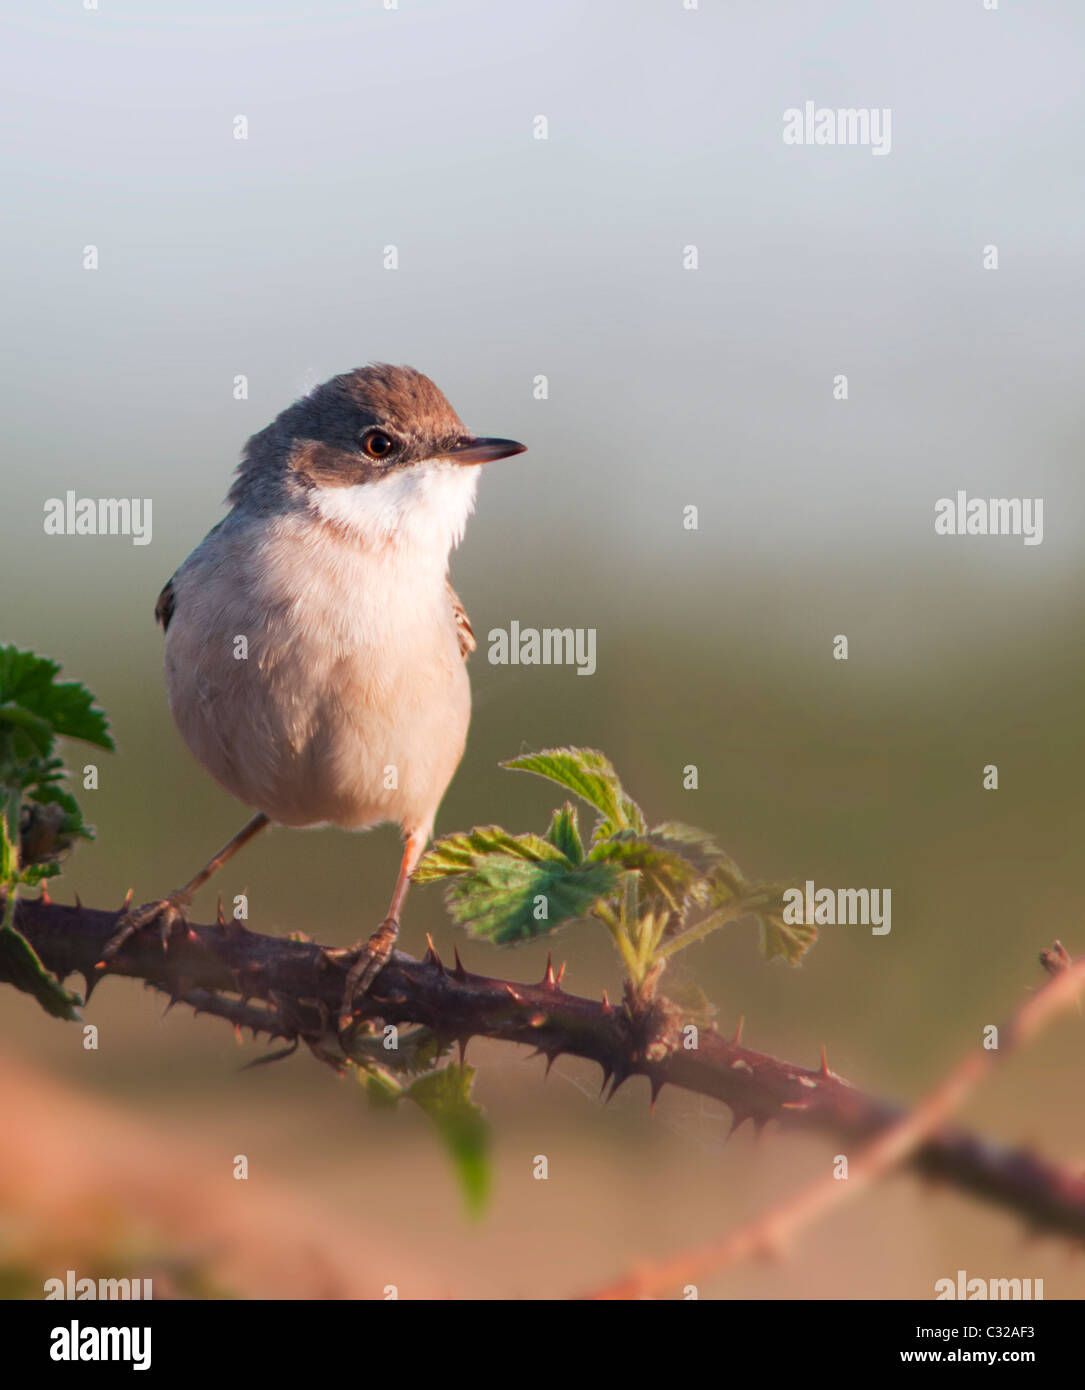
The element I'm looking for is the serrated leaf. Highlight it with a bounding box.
[501,748,646,839]
[589,831,700,912]
[415,826,570,883]
[29,785,84,817]
[18,862,60,887]
[758,909,818,966]
[406,1064,490,1216]
[545,802,583,863]
[652,821,747,880]
[0,924,82,1019]
[0,703,55,760]
[0,646,113,752]
[443,856,622,944]
[705,857,753,908]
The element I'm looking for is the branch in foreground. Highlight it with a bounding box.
[9,892,1085,1251]
[589,944,1085,1298]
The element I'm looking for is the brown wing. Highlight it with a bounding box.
[447,578,475,659]
[154,578,176,632]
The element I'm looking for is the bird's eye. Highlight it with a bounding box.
[362,430,397,460]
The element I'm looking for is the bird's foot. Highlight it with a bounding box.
[95,891,192,970]
[333,918,399,1036]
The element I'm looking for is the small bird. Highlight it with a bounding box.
[101,364,525,1032]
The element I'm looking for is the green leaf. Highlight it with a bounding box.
[443,856,623,944]
[501,748,646,839]
[18,862,60,887]
[704,857,754,909]
[0,923,82,1020]
[406,1065,490,1216]
[589,831,700,912]
[415,826,570,883]
[361,1068,404,1110]
[758,907,818,966]
[545,802,583,863]
[0,646,113,752]
[0,703,55,760]
[652,821,746,880]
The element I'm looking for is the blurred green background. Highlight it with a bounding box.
[2,0,1084,1297]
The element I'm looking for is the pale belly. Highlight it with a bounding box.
[161,520,471,835]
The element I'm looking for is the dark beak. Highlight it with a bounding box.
[446,436,527,466]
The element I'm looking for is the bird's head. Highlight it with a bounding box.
[231,364,525,552]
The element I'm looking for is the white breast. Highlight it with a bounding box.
[162,485,473,835]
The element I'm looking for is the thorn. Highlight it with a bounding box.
[216,896,226,926]
[424,933,444,972]
[457,1036,469,1066]
[752,1115,770,1141]
[121,888,133,912]
[725,1109,750,1142]
[74,893,83,910]
[452,945,467,980]
[648,1075,664,1112]
[541,952,556,990]
[528,1012,547,1028]
[40,883,50,903]
[503,983,523,1002]
[240,1038,300,1069]
[526,1046,560,1075]
[600,989,612,1013]
[732,1015,744,1045]
[821,1045,831,1077]
[605,1069,631,1103]
[234,1024,243,1045]
[556,961,566,985]
[80,970,100,1004]
[599,1066,613,1096]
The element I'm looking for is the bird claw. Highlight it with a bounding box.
[95,892,191,969]
[335,918,398,1036]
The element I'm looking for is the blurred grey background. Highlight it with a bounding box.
[2,0,1084,1298]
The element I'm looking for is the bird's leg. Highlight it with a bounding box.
[96,812,271,967]
[335,829,427,1035]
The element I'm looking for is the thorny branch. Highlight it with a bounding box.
[590,943,1085,1298]
[8,891,1085,1264]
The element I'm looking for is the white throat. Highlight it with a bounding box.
[309,461,480,559]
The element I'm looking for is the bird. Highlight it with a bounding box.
[99,364,526,1034]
